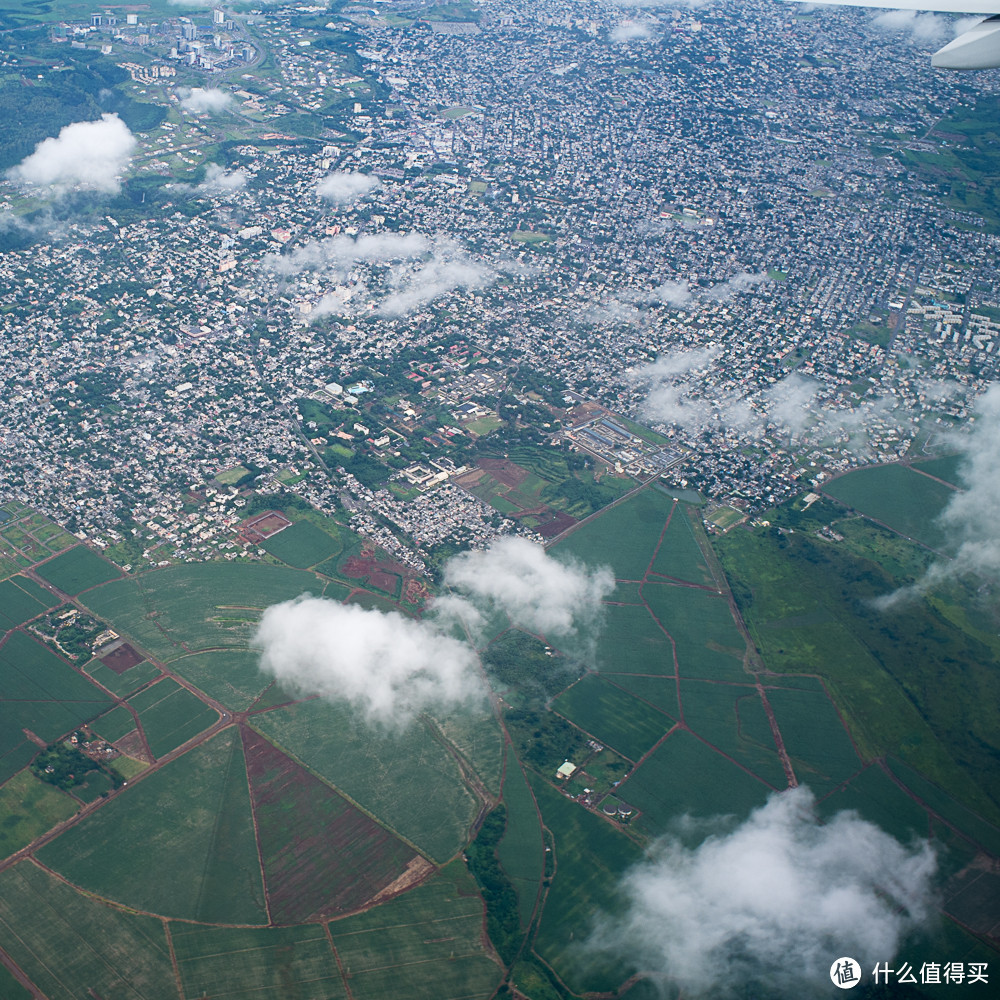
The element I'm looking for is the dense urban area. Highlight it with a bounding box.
[1,0,998,571]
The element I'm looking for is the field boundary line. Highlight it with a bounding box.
[162,920,184,1000]
[325,924,357,1000]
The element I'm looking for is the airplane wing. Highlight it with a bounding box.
[794,1,1000,68]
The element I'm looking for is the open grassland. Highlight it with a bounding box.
[823,463,955,550]
[0,631,111,757]
[242,726,414,923]
[679,680,788,789]
[717,520,1000,825]
[498,759,545,928]
[0,769,76,859]
[529,774,641,995]
[252,700,479,863]
[594,603,674,674]
[82,563,320,662]
[35,545,121,594]
[84,657,162,698]
[169,649,272,712]
[554,673,672,762]
[642,584,747,682]
[555,486,672,580]
[0,575,56,628]
[329,862,501,1000]
[618,728,771,834]
[0,861,177,1000]
[171,923,347,1000]
[127,678,218,758]
[38,728,267,924]
[263,519,343,569]
[649,505,714,585]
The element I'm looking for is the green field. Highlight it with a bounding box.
[912,453,964,488]
[0,768,76,859]
[0,861,177,1000]
[171,923,347,1000]
[767,687,864,794]
[0,631,111,764]
[252,700,480,864]
[642,583,747,682]
[818,763,934,846]
[618,728,772,834]
[498,759,545,928]
[263,519,343,569]
[93,703,138,743]
[0,574,57,627]
[594,602,675,674]
[529,774,641,994]
[649,505,714,585]
[555,487,672,580]
[127,678,219,758]
[82,562,321,662]
[37,728,267,924]
[84,657,162,698]
[823,463,956,550]
[35,545,122,595]
[169,648,272,712]
[329,863,502,1000]
[679,680,788,789]
[554,673,672,762]
[717,516,1000,825]
[431,707,505,798]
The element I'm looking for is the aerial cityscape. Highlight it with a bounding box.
[0,0,998,997]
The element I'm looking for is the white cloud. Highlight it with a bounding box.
[198,163,247,193]
[316,171,380,205]
[378,255,490,316]
[632,347,727,434]
[704,269,769,303]
[8,114,135,195]
[253,540,615,725]
[437,536,614,639]
[648,279,694,308]
[935,384,1000,577]
[611,20,655,42]
[253,596,484,727]
[179,87,233,113]
[266,232,429,275]
[872,9,949,44]
[592,786,936,998]
[764,373,821,436]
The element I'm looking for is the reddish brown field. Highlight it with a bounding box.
[239,511,293,544]
[478,457,528,488]
[341,553,407,597]
[99,642,144,674]
[241,726,416,923]
[535,510,578,538]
